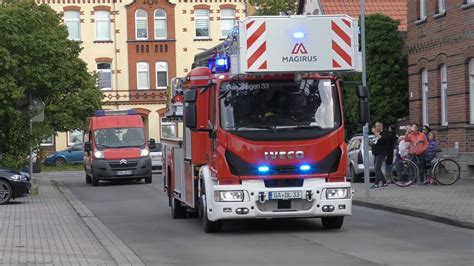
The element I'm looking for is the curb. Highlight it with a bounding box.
[353,200,474,230]
[51,179,145,266]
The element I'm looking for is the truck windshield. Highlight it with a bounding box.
[94,128,145,149]
[219,79,340,131]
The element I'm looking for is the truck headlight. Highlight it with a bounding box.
[94,150,104,159]
[326,188,350,199]
[214,190,244,202]
[140,148,150,157]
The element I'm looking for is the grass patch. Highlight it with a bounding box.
[41,163,84,172]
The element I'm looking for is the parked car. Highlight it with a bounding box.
[44,143,84,166]
[347,134,375,182]
[150,141,162,174]
[0,166,31,205]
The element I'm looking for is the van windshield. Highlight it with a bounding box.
[94,128,145,149]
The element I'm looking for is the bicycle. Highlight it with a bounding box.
[390,147,461,187]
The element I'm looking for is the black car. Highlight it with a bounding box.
[0,167,31,205]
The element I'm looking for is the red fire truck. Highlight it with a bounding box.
[161,15,362,232]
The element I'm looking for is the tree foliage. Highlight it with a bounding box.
[0,0,103,169]
[343,14,408,137]
[248,0,297,15]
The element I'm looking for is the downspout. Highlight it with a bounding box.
[113,1,119,110]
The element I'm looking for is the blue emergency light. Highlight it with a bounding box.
[257,165,270,174]
[293,31,305,39]
[95,109,136,116]
[208,56,231,73]
[299,164,311,171]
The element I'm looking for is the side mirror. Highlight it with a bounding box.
[148,138,156,149]
[68,149,72,153]
[84,142,91,152]
[359,100,370,124]
[356,85,369,99]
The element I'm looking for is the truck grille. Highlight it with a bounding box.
[109,161,138,170]
[256,199,313,212]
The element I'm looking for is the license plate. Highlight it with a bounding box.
[269,191,302,200]
[117,170,132,176]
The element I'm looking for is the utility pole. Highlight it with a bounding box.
[360,0,370,199]
[28,95,33,178]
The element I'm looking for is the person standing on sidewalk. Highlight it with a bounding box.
[371,121,390,188]
[404,123,429,184]
[384,125,398,183]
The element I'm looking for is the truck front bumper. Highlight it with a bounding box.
[92,157,151,180]
[206,179,352,221]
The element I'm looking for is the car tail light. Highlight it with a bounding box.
[357,150,363,164]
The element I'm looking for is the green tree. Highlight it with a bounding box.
[343,14,408,137]
[0,0,103,169]
[248,0,296,15]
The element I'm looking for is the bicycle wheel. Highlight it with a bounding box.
[390,159,417,187]
[433,158,460,185]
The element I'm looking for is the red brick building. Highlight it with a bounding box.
[407,0,474,178]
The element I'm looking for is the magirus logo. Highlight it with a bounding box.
[282,43,317,63]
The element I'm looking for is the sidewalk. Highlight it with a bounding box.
[0,175,144,265]
[352,179,474,229]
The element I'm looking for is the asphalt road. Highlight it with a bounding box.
[58,173,474,266]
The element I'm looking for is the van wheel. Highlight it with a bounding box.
[91,175,99,186]
[200,193,222,233]
[171,197,187,219]
[321,216,344,229]
[0,180,13,205]
[145,175,152,184]
[350,165,361,182]
[85,174,92,184]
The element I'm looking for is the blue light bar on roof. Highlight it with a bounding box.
[95,109,136,116]
[208,56,231,73]
[293,31,305,39]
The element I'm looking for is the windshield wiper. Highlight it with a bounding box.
[293,125,323,130]
[96,143,111,149]
[233,126,277,133]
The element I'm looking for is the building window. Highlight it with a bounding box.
[136,9,148,40]
[470,59,474,124]
[220,9,235,38]
[68,130,83,146]
[64,11,80,40]
[421,69,429,126]
[41,135,54,146]
[95,11,110,40]
[154,9,167,39]
[437,0,446,13]
[440,64,448,126]
[195,9,210,38]
[137,62,150,90]
[97,63,112,90]
[418,0,426,20]
[156,61,168,89]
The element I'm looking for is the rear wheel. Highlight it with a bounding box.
[0,180,13,205]
[434,158,460,185]
[390,159,417,187]
[321,216,344,229]
[171,197,187,219]
[54,157,66,166]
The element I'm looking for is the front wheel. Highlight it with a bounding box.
[0,179,13,205]
[91,174,99,186]
[54,157,66,166]
[433,158,460,185]
[200,194,222,233]
[321,216,344,229]
[390,159,417,187]
[85,174,92,184]
[145,175,152,184]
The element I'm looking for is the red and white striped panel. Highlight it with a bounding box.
[245,20,268,71]
[331,18,353,69]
